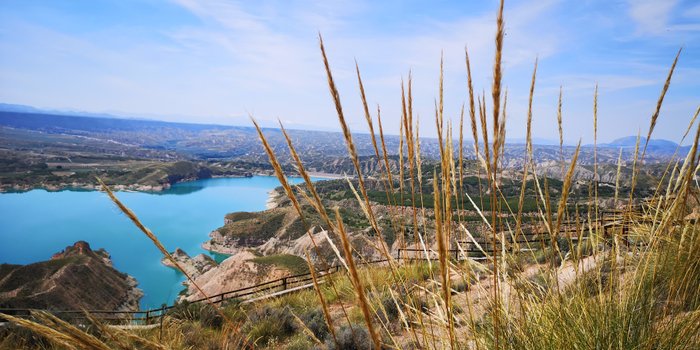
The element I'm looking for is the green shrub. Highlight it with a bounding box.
[285,333,316,350]
[300,308,329,340]
[167,301,223,329]
[245,305,297,345]
[377,294,399,325]
[250,254,309,275]
[327,323,372,350]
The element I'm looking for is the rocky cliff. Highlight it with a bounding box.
[161,248,217,280]
[184,250,294,301]
[175,197,390,300]
[0,241,143,311]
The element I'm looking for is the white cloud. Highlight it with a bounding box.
[683,3,700,18]
[627,0,678,34]
[160,0,563,134]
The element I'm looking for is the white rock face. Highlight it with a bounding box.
[184,251,289,301]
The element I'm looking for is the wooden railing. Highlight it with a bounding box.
[0,259,390,324]
[0,208,647,325]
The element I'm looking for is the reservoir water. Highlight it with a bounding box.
[0,176,311,309]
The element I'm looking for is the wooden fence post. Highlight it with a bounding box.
[159,305,165,341]
[282,277,288,291]
[145,310,150,324]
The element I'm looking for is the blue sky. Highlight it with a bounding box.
[0,0,698,144]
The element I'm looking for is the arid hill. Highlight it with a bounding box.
[0,241,142,311]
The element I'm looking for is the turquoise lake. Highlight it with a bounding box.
[0,176,311,309]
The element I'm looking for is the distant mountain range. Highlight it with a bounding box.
[0,103,685,151]
[0,103,149,121]
[595,136,687,155]
[603,136,677,149]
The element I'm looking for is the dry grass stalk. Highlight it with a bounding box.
[333,208,382,349]
[499,89,508,164]
[444,121,455,249]
[491,0,505,136]
[458,103,466,225]
[96,178,235,328]
[408,70,414,129]
[377,106,396,193]
[614,148,623,207]
[404,74,416,166]
[488,1,505,346]
[304,250,338,347]
[399,113,406,196]
[291,312,323,346]
[642,48,682,158]
[433,171,456,348]
[593,85,599,219]
[436,57,446,165]
[465,46,477,156]
[34,311,113,350]
[356,64,400,241]
[402,74,422,253]
[276,122,362,329]
[439,52,444,144]
[514,163,530,242]
[526,58,538,156]
[671,106,700,193]
[319,35,384,244]
[251,117,306,227]
[355,60,381,159]
[652,107,700,209]
[415,113,423,188]
[98,178,195,287]
[668,123,700,217]
[82,312,138,350]
[553,141,581,239]
[277,121,332,230]
[478,93,492,181]
[557,86,564,177]
[466,47,487,212]
[514,59,538,245]
[0,312,81,350]
[255,118,361,325]
[627,131,642,213]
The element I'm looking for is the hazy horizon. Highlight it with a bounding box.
[2,101,692,148]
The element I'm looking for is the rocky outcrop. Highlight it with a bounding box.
[184,251,291,301]
[0,241,143,311]
[161,248,217,280]
[185,198,392,300]
[265,189,281,209]
[203,206,306,255]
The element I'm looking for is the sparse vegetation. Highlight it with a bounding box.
[250,254,309,275]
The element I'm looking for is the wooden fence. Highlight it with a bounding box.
[0,259,389,324]
[0,207,647,325]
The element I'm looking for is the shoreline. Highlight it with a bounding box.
[0,172,341,194]
[118,276,145,312]
[265,189,280,210]
[0,174,256,194]
[306,171,348,179]
[202,241,239,255]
